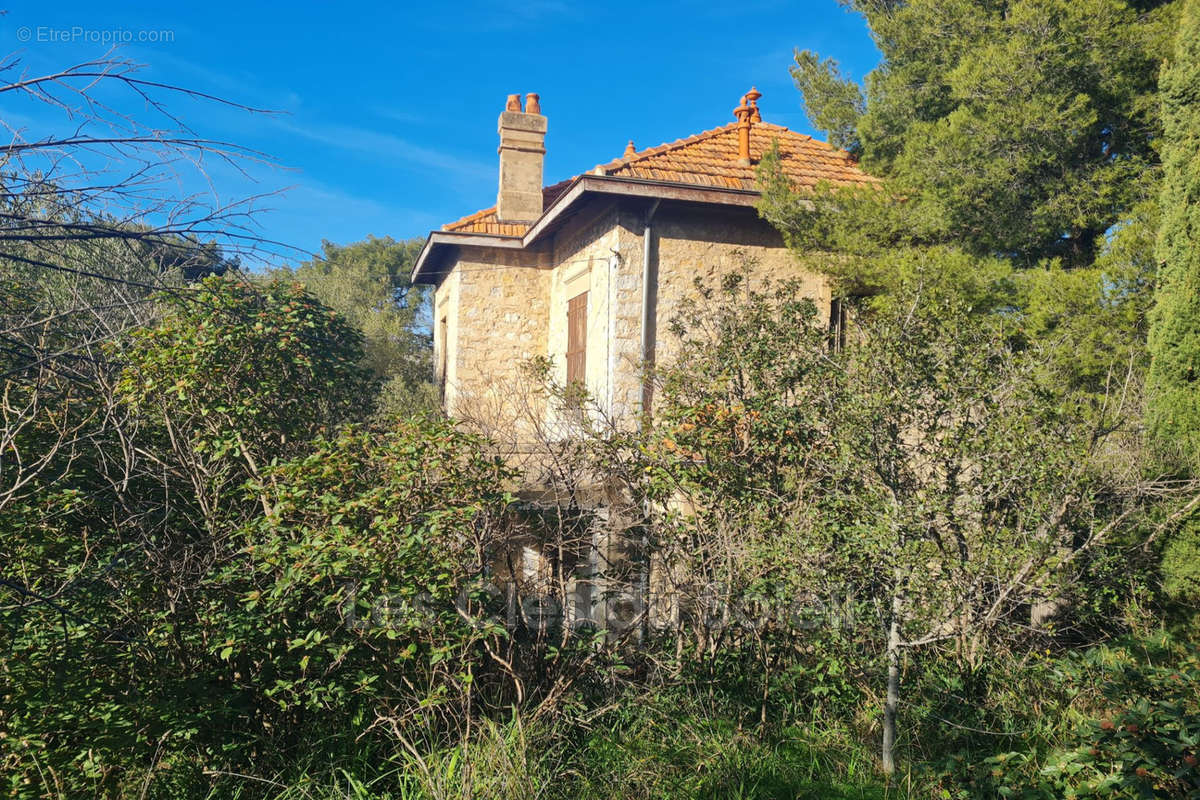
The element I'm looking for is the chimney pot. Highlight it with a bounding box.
[524,93,541,114]
[733,95,750,120]
[624,140,636,158]
[506,94,521,112]
[733,87,761,165]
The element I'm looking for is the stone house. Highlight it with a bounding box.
[410,89,877,632]
[411,88,876,436]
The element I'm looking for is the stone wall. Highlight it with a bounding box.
[439,244,551,435]
[433,269,459,406]
[650,206,831,371]
[600,204,831,423]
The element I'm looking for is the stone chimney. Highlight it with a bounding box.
[496,93,547,223]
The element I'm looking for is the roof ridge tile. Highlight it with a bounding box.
[594,121,742,174]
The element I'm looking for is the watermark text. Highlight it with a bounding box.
[17,26,175,45]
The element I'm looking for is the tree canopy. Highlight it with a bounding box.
[273,235,434,416]
[1147,0,1200,467]
[786,0,1176,267]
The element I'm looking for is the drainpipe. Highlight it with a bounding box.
[607,247,620,416]
[639,199,661,419]
[637,198,660,644]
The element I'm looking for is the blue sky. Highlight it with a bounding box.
[2,1,880,264]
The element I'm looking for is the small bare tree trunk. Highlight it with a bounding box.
[882,588,902,776]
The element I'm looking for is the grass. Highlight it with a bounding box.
[194,696,905,800]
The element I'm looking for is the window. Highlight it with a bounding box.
[566,291,588,385]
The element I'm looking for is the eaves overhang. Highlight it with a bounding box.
[411,174,762,286]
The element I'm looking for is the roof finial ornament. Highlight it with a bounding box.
[624,140,636,158]
[747,86,762,122]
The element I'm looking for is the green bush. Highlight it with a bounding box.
[206,419,516,753]
[935,635,1200,798]
[1,278,512,798]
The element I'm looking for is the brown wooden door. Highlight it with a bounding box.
[566,291,587,384]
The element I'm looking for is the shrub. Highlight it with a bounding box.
[936,635,1200,798]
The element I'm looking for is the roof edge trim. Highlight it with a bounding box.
[412,175,761,285]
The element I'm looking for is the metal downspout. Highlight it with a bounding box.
[639,199,661,419]
[637,199,660,644]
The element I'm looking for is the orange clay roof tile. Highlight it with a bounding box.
[441,178,573,236]
[441,121,876,236]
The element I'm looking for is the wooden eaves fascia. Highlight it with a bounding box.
[410,174,763,285]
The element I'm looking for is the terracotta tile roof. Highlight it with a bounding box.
[441,179,572,236]
[598,122,875,191]
[441,121,875,237]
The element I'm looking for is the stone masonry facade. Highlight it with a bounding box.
[433,202,832,440]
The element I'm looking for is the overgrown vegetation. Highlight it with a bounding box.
[5,0,1200,796]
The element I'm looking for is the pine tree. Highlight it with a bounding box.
[1147,0,1200,465]
[784,0,1176,267]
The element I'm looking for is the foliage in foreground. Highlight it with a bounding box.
[935,634,1200,798]
[1,279,503,798]
[640,268,1157,774]
[3,264,1198,799]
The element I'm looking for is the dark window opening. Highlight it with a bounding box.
[828,298,848,353]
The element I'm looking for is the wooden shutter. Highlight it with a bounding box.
[566,291,588,384]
